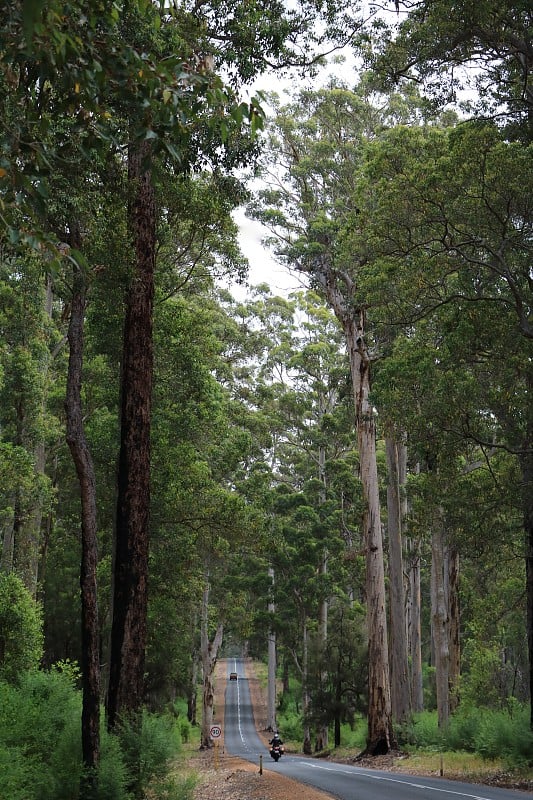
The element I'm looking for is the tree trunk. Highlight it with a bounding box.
[407,537,424,713]
[200,580,224,748]
[447,546,460,713]
[187,612,199,726]
[431,515,450,728]
[315,437,329,751]
[13,468,43,596]
[12,275,54,597]
[334,664,342,747]
[187,652,199,725]
[107,139,155,742]
[347,318,395,753]
[1,514,15,574]
[302,616,312,755]
[385,435,411,724]
[267,566,277,731]
[282,657,290,695]
[65,254,100,798]
[313,269,395,754]
[520,424,533,728]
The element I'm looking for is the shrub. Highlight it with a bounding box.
[1,664,189,799]
[404,706,533,771]
[117,711,182,792]
[98,730,131,800]
[145,774,196,800]
[0,667,82,799]
[339,720,367,750]
[179,718,192,744]
[1,666,133,800]
[276,710,303,742]
[445,710,480,752]
[141,713,181,784]
[0,572,43,682]
[0,741,35,800]
[403,711,444,749]
[473,706,533,768]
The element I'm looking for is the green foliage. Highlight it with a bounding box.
[0,572,43,682]
[306,602,367,732]
[369,0,533,140]
[397,707,533,769]
[396,711,444,750]
[140,713,181,784]
[338,720,368,750]
[0,666,189,799]
[178,717,192,745]
[277,710,304,743]
[473,706,533,768]
[460,639,508,710]
[146,774,196,800]
[0,667,82,798]
[95,732,130,800]
[446,711,482,753]
[0,741,33,800]
[118,712,182,789]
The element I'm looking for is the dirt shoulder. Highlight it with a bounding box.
[190,659,533,799]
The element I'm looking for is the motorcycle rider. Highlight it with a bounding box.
[269,732,284,750]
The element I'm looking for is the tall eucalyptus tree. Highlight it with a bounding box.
[250,82,431,753]
[357,120,532,724]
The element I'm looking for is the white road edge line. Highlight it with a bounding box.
[298,762,491,800]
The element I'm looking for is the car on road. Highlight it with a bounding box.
[229,671,238,680]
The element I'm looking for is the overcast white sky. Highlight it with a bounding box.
[232,207,306,298]
[228,6,372,299]
[230,63,346,300]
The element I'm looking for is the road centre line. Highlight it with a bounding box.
[234,667,247,747]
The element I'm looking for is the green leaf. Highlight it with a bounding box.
[7,228,20,245]
[22,0,46,46]
[68,248,90,272]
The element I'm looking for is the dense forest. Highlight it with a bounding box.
[0,1,532,798]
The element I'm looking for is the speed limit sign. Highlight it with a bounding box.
[210,724,222,739]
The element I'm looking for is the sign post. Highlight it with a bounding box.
[210,724,222,769]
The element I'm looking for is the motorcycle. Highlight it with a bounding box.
[269,743,284,762]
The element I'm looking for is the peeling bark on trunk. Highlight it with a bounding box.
[267,566,277,732]
[65,254,100,797]
[407,536,424,712]
[431,516,450,728]
[107,139,155,742]
[316,437,329,752]
[302,616,312,755]
[386,436,410,724]
[448,546,460,713]
[314,268,395,754]
[200,580,224,748]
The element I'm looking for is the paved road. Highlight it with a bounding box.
[223,659,531,800]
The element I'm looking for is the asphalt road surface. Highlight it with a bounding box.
[223,659,530,800]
